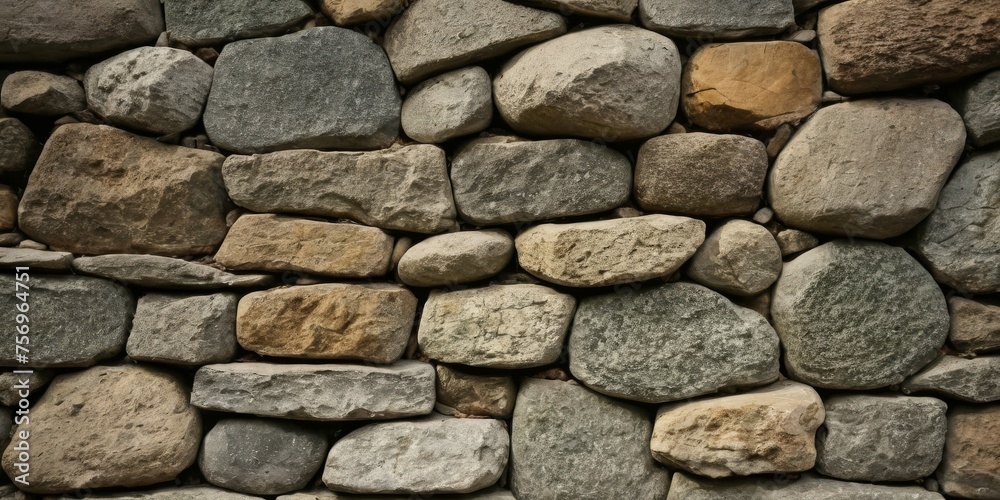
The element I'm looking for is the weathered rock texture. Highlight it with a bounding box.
[0,118,40,174]
[73,254,275,289]
[668,472,946,499]
[640,0,794,39]
[687,220,782,296]
[948,297,1000,354]
[165,0,314,46]
[952,69,1000,147]
[401,66,493,143]
[902,355,1000,403]
[523,0,636,21]
[320,0,408,25]
[397,230,513,287]
[1,71,86,115]
[126,292,238,366]
[435,365,516,418]
[937,405,1000,499]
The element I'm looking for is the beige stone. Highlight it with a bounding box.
[216,214,393,278]
[687,220,782,297]
[775,229,819,256]
[0,186,16,231]
[651,380,824,478]
[435,365,516,418]
[237,283,417,364]
[682,41,822,131]
[522,0,636,20]
[948,297,1000,354]
[397,230,513,287]
[320,0,407,25]
[937,405,1000,499]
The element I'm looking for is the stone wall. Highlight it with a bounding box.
[0,0,998,498]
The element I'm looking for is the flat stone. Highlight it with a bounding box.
[651,380,824,477]
[0,248,72,270]
[515,215,705,287]
[494,25,681,141]
[951,69,1000,147]
[938,405,1000,498]
[435,365,516,418]
[72,254,276,289]
[818,0,1000,94]
[948,297,1000,354]
[200,418,327,495]
[635,132,768,217]
[418,284,575,368]
[126,292,238,366]
[384,0,566,84]
[397,230,513,287]
[223,145,455,234]
[0,186,15,230]
[772,240,949,389]
[769,98,965,239]
[667,472,945,499]
[511,379,670,500]
[0,369,53,406]
[401,66,492,143]
[450,137,631,225]
[776,229,819,257]
[53,486,263,499]
[682,41,822,131]
[191,361,435,421]
[320,0,407,25]
[216,214,393,278]
[84,47,214,135]
[19,123,229,256]
[237,283,416,364]
[521,0,636,20]
[570,282,780,403]
[640,0,794,39]
[913,149,1000,294]
[0,0,163,63]
[205,27,399,153]
[687,220,781,296]
[279,489,515,500]
[165,0,313,46]
[323,414,508,494]
[0,274,132,368]
[0,71,86,115]
[0,118,40,174]
[0,365,200,494]
[902,355,1000,403]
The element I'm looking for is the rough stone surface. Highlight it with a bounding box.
[323,415,509,494]
[53,486,263,499]
[640,0,794,39]
[0,71,86,115]
[216,214,394,278]
[237,283,416,364]
[817,0,1000,94]
[165,0,313,46]
[0,365,201,494]
[191,361,435,421]
[687,220,781,296]
[667,472,946,499]
[126,293,238,366]
[401,66,492,143]
[0,274,132,368]
[200,418,327,495]
[651,380,824,477]
[320,0,407,25]
[816,394,948,482]
[937,405,1000,499]
[397,230,513,287]
[769,99,965,239]
[0,369,52,406]
[73,254,276,289]
[771,240,949,389]
[418,284,575,368]
[952,69,1000,147]
[205,27,400,153]
[948,297,1000,354]
[570,282,780,403]
[435,365,516,418]
[913,149,1000,294]
[635,132,768,217]
[0,118,40,174]
[85,47,214,135]
[0,0,164,63]
[223,146,455,234]
[0,186,14,230]
[902,355,1000,403]
[682,41,822,131]
[515,215,705,287]
[522,0,636,20]
[384,0,566,84]
[0,248,73,270]
[279,489,515,500]
[494,25,681,140]
[776,229,819,257]
[511,379,670,500]
[19,124,229,256]
[450,137,631,225]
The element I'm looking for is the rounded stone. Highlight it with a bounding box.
[401,66,493,144]
[0,71,86,115]
[0,117,40,174]
[397,229,513,287]
[687,220,782,297]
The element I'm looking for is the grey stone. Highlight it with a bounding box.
[85,47,214,135]
[223,145,455,234]
[191,361,435,421]
[816,394,948,482]
[937,404,1000,499]
[914,149,1000,294]
[948,297,1000,354]
[521,0,636,21]
[418,284,575,369]
[0,370,52,406]
[165,0,314,47]
[200,418,327,495]
[687,220,782,296]
[53,487,262,499]
[323,414,508,494]
[569,282,780,403]
[435,365,516,418]
[397,230,513,287]
[0,248,72,270]
[0,274,132,368]
[776,229,820,257]
[902,355,1000,403]
[279,488,515,500]
[401,66,492,143]
[667,472,945,499]
[384,0,566,84]
[951,69,1000,147]
[72,254,276,289]
[639,0,794,39]
[771,240,949,389]
[127,293,238,366]
[205,27,400,153]
[0,118,39,174]
[511,379,670,500]
[0,71,85,115]
[451,137,631,225]
[769,98,966,239]
[0,0,163,63]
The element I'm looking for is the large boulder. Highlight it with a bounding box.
[687,220,782,297]
[401,66,493,144]
[72,254,276,289]
[126,292,238,366]
[639,0,794,39]
[937,405,1000,499]
[667,472,945,499]
[397,230,513,287]
[0,71,86,115]
[164,0,313,46]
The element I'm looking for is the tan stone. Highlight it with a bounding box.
[682,41,822,131]
[948,297,1000,354]
[237,283,417,364]
[651,380,824,478]
[0,365,201,494]
[320,0,407,25]
[937,405,1000,499]
[435,365,516,418]
[775,229,819,257]
[215,214,393,278]
[397,230,513,287]
[687,220,782,297]
[0,186,16,231]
